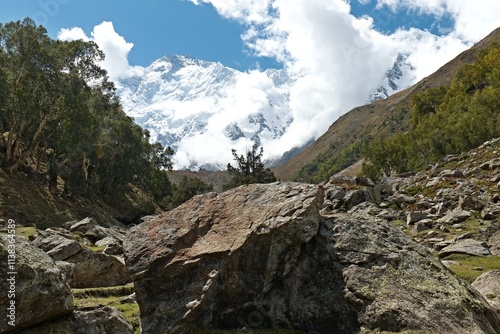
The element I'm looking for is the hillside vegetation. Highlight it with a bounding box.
[0,19,213,226]
[363,44,500,178]
[273,27,500,183]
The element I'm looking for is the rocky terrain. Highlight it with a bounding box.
[2,138,500,333]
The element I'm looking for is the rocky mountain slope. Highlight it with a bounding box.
[123,147,500,334]
[274,26,500,181]
[3,137,500,333]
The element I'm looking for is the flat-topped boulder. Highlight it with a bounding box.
[124,182,500,334]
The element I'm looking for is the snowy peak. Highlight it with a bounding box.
[117,56,293,170]
[117,51,418,170]
[370,52,415,101]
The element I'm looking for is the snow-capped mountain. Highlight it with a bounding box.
[117,55,293,169]
[370,53,416,101]
[117,53,416,170]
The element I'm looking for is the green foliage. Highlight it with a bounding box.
[443,254,500,283]
[0,18,174,202]
[225,144,276,189]
[161,176,213,210]
[294,139,366,183]
[362,44,500,178]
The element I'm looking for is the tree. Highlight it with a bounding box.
[225,144,276,189]
[161,176,213,210]
[0,18,174,201]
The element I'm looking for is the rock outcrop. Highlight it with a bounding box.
[124,182,500,334]
[33,228,130,288]
[0,235,73,333]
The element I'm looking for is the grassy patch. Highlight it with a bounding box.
[84,244,106,253]
[405,185,424,196]
[15,226,38,239]
[72,284,134,298]
[443,254,500,283]
[72,284,140,333]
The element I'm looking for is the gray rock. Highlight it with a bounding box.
[488,231,500,256]
[120,293,137,304]
[71,306,133,334]
[124,182,500,334]
[473,270,500,314]
[84,226,126,244]
[33,233,82,261]
[436,187,460,201]
[65,248,130,288]
[69,217,99,233]
[0,235,73,333]
[348,202,382,216]
[481,159,500,171]
[96,236,123,255]
[388,192,416,207]
[460,195,486,211]
[439,239,492,258]
[325,186,346,201]
[439,169,464,177]
[56,260,76,284]
[482,204,500,220]
[103,242,123,256]
[426,177,443,188]
[343,187,379,209]
[437,209,472,225]
[406,211,428,225]
[441,260,461,268]
[413,221,431,234]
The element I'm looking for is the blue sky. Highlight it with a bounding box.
[0,0,458,71]
[2,0,500,167]
[0,0,279,70]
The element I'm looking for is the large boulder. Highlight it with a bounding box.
[33,229,130,288]
[65,248,130,288]
[124,182,500,334]
[439,239,492,258]
[0,235,73,333]
[33,233,82,261]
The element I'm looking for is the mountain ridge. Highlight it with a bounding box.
[117,49,416,170]
[273,26,500,181]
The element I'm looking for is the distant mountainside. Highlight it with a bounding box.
[274,27,500,181]
[117,55,293,169]
[369,52,416,101]
[117,52,416,170]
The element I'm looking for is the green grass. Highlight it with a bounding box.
[15,226,38,239]
[84,244,106,253]
[443,254,500,283]
[72,284,140,333]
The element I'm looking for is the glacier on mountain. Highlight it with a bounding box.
[117,53,414,170]
[369,52,416,101]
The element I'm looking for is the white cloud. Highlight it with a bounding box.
[60,1,500,168]
[187,0,500,162]
[57,27,90,41]
[58,22,134,80]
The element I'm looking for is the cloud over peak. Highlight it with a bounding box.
[58,22,133,81]
[58,1,500,168]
